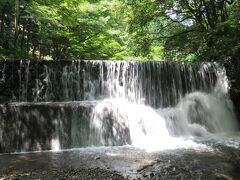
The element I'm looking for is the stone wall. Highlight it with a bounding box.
[0,102,94,153]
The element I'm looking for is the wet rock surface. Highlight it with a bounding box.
[225,58,240,122]
[0,167,125,180]
[0,145,240,179]
[138,147,240,179]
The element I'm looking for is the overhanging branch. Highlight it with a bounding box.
[157,29,203,39]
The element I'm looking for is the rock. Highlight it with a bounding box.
[95,156,100,160]
[149,172,154,177]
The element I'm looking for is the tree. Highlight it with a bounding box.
[0,0,239,61]
[123,0,239,61]
[0,0,130,60]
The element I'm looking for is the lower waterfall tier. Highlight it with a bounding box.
[0,90,238,153]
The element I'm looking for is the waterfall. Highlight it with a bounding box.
[0,60,219,107]
[89,61,238,150]
[0,60,238,152]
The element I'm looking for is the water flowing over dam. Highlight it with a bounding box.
[0,60,238,153]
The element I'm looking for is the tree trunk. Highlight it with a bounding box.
[20,27,25,52]
[14,0,20,47]
[26,29,30,56]
[32,45,36,58]
[0,12,4,33]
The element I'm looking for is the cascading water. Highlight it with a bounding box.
[89,61,238,151]
[0,60,238,152]
[0,60,219,106]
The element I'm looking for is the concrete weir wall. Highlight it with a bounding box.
[0,60,100,104]
[0,60,238,153]
[0,102,94,153]
[0,60,219,107]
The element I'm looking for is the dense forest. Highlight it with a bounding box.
[0,0,239,61]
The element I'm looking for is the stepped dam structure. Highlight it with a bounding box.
[0,60,238,153]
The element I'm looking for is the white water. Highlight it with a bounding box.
[90,99,203,151]
[90,62,238,151]
[1,60,238,152]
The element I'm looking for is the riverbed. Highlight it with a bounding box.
[1,139,240,179]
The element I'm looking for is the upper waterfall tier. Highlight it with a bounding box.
[0,60,223,107]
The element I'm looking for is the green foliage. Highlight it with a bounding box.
[197,1,240,62]
[124,0,240,61]
[0,0,129,60]
[0,0,239,61]
[198,21,240,62]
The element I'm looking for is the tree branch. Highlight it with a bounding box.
[157,29,203,39]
